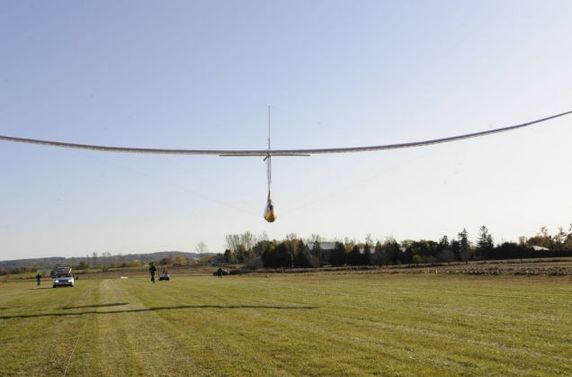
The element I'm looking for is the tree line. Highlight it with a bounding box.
[223,225,572,269]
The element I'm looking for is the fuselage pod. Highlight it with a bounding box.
[264,199,277,223]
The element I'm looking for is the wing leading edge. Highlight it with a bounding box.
[0,110,570,156]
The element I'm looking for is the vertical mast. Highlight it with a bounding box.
[263,105,277,222]
[267,105,272,198]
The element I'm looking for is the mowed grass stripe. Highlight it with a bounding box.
[68,279,211,377]
[122,277,308,376]
[0,281,97,376]
[1,274,571,376]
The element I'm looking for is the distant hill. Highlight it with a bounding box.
[0,251,215,271]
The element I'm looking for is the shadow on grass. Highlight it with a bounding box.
[62,303,129,310]
[0,305,318,320]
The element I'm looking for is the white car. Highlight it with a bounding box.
[52,267,75,288]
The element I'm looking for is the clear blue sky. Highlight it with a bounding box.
[1,0,571,260]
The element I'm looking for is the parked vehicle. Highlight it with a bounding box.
[52,266,75,288]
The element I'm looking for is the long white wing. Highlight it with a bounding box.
[0,110,570,157]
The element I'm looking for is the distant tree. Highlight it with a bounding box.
[400,248,413,264]
[400,240,414,250]
[486,234,494,250]
[408,240,439,259]
[311,240,323,267]
[437,248,455,264]
[437,235,456,263]
[476,226,494,259]
[276,241,294,268]
[253,240,273,257]
[553,227,568,249]
[364,233,373,246]
[241,232,257,251]
[260,242,279,268]
[384,239,401,265]
[310,233,321,243]
[225,234,241,252]
[348,245,361,266]
[458,228,471,263]
[260,239,300,269]
[495,242,528,259]
[246,256,263,270]
[235,244,248,263]
[296,244,317,268]
[372,241,384,266]
[285,233,298,241]
[224,249,236,264]
[450,240,461,261]
[344,237,356,251]
[225,232,258,263]
[565,224,572,250]
[125,259,143,268]
[174,255,186,266]
[258,232,269,241]
[438,235,450,251]
[527,226,553,249]
[330,242,347,266]
[362,243,372,265]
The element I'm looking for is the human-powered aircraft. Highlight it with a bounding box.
[1,109,571,222]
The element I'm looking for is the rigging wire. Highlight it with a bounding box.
[0,110,570,156]
[267,105,272,195]
[263,105,278,222]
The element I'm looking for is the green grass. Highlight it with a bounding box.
[0,273,571,376]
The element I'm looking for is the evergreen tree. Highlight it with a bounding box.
[331,242,347,266]
[450,240,461,261]
[348,245,361,266]
[373,241,384,266]
[386,240,401,265]
[476,226,494,259]
[458,228,471,263]
[363,243,372,265]
[311,240,323,267]
[438,235,450,251]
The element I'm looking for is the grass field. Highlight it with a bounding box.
[0,272,570,376]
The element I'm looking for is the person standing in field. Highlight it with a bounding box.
[149,262,157,283]
[35,273,41,286]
